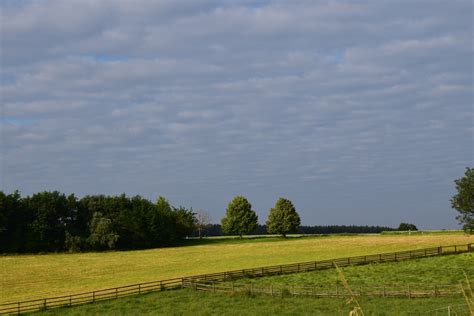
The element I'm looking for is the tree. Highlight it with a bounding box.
[451,167,474,233]
[88,212,119,250]
[221,196,258,238]
[266,198,301,237]
[195,209,212,239]
[25,191,76,251]
[173,206,196,238]
[397,222,418,231]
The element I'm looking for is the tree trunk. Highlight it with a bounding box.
[198,227,202,239]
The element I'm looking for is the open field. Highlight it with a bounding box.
[1,234,472,304]
[37,288,470,316]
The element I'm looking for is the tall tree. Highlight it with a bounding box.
[25,191,76,251]
[88,212,119,250]
[451,167,474,233]
[221,196,258,238]
[266,198,301,237]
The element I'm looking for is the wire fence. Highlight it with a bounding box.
[0,243,472,315]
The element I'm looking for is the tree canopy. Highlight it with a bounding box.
[266,197,301,237]
[397,222,418,231]
[451,167,474,233]
[0,191,196,253]
[221,196,258,238]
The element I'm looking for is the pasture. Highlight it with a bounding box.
[1,233,472,304]
[37,289,469,316]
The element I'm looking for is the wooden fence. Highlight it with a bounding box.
[191,280,465,299]
[0,243,472,315]
[181,243,473,286]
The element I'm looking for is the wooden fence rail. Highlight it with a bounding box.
[0,243,472,315]
[190,280,466,299]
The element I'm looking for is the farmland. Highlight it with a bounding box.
[34,250,474,315]
[1,233,472,304]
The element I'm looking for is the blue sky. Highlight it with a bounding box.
[0,0,472,229]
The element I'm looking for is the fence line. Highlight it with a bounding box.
[0,243,472,315]
[190,280,465,299]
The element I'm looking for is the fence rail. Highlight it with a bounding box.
[191,280,466,298]
[0,243,472,315]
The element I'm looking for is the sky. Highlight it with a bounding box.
[0,0,472,229]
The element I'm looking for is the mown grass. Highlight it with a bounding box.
[37,288,470,316]
[1,234,472,303]
[228,252,474,286]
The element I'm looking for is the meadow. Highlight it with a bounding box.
[1,233,472,304]
[37,289,470,316]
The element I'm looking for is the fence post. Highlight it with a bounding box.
[115,288,118,299]
[395,253,397,261]
[424,248,427,256]
[379,254,382,263]
[93,291,95,303]
[438,246,442,255]
[336,284,339,297]
[160,280,163,291]
[17,302,20,315]
[454,245,457,253]
[347,257,350,265]
[69,296,72,307]
[43,299,47,310]
[271,284,273,296]
[213,281,215,293]
[139,284,141,294]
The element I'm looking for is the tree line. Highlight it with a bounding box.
[2,165,471,254]
[191,224,395,237]
[0,191,195,253]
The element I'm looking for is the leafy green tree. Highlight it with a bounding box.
[25,191,76,251]
[0,191,34,252]
[397,222,418,231]
[221,196,258,238]
[266,198,301,237]
[88,212,119,250]
[173,206,196,238]
[451,167,474,233]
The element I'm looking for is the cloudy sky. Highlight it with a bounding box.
[1,0,472,229]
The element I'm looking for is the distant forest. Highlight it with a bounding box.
[1,191,395,253]
[192,224,395,237]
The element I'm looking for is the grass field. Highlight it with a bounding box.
[1,234,472,304]
[37,289,470,316]
[228,252,474,286]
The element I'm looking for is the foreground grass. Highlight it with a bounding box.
[1,234,472,303]
[228,252,474,286]
[38,288,470,316]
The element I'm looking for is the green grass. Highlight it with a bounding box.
[37,288,470,316]
[1,234,473,303]
[227,252,474,287]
